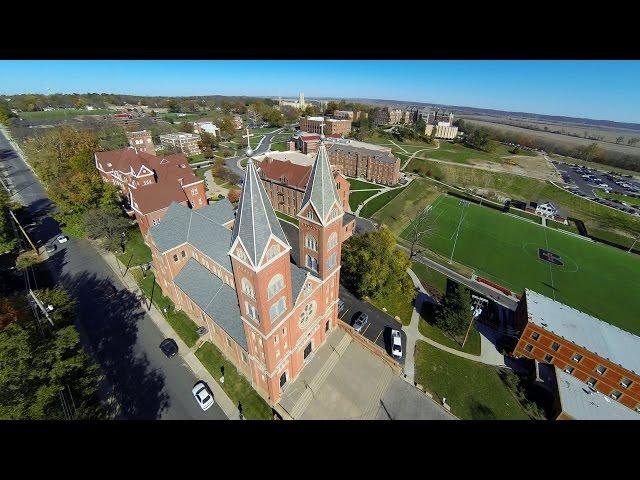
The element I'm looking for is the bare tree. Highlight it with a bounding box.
[408,205,437,260]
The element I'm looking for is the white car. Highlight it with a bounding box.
[391,329,403,359]
[56,235,68,244]
[192,381,215,411]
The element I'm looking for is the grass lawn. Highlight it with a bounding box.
[371,180,444,234]
[349,190,380,211]
[417,141,517,165]
[195,342,272,420]
[370,288,415,326]
[347,178,382,190]
[406,158,640,240]
[132,270,200,347]
[411,262,448,295]
[594,188,640,207]
[269,142,288,152]
[188,153,206,163]
[275,211,299,226]
[401,194,640,334]
[240,159,247,167]
[117,227,152,267]
[359,187,408,219]
[417,300,481,355]
[18,108,113,120]
[414,341,529,419]
[160,112,203,122]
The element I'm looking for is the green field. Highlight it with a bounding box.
[349,190,379,211]
[402,194,640,334]
[359,187,407,218]
[347,178,382,190]
[416,142,532,165]
[414,341,529,420]
[269,142,288,152]
[18,108,113,120]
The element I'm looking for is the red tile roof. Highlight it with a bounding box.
[259,159,312,189]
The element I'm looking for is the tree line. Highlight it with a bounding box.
[457,119,640,172]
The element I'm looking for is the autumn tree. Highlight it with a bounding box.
[83,207,131,251]
[407,205,437,260]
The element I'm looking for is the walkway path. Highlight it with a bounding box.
[402,267,506,383]
[204,169,230,199]
[353,178,414,216]
[98,250,242,420]
[399,140,440,170]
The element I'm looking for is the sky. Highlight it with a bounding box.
[1,60,639,123]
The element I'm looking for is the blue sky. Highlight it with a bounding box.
[1,60,639,123]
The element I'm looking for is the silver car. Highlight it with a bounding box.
[353,312,368,332]
[192,381,215,411]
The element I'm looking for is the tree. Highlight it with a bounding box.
[341,228,414,302]
[627,137,639,147]
[407,205,437,260]
[0,101,15,126]
[0,191,18,253]
[616,136,625,144]
[179,122,194,134]
[227,189,240,204]
[33,288,76,327]
[15,251,41,271]
[82,207,131,251]
[219,116,236,138]
[434,281,471,338]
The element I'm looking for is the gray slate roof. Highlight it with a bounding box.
[231,158,290,266]
[149,200,235,271]
[555,368,639,420]
[300,142,343,224]
[291,263,309,302]
[174,258,246,350]
[525,289,640,375]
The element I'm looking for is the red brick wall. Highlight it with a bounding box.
[514,322,640,410]
[182,181,207,210]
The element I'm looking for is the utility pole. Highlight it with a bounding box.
[9,209,39,254]
[29,289,54,326]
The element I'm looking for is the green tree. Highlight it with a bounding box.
[0,101,16,126]
[434,281,471,337]
[82,207,131,251]
[0,191,18,253]
[341,229,414,302]
[15,250,41,271]
[33,288,77,327]
[627,137,639,147]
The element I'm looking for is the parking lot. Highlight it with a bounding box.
[552,160,640,215]
[337,285,406,367]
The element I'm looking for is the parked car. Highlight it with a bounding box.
[44,244,57,253]
[192,381,215,411]
[391,329,403,359]
[56,235,68,244]
[337,299,345,315]
[159,338,179,358]
[353,312,368,332]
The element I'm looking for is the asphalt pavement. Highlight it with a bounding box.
[0,128,227,420]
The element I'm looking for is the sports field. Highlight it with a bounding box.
[401,194,640,334]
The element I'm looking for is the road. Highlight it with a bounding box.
[223,127,287,178]
[0,128,227,420]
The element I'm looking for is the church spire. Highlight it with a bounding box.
[230,141,290,268]
[297,129,343,225]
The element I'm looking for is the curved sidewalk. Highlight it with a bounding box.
[402,268,506,383]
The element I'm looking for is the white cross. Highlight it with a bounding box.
[320,117,325,138]
[242,128,254,149]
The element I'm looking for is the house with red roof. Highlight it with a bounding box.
[95,148,207,238]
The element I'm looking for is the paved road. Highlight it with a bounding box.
[223,127,288,177]
[0,129,227,420]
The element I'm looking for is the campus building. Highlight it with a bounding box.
[159,133,202,156]
[424,122,459,140]
[126,130,156,156]
[278,92,306,109]
[193,121,220,137]
[324,138,401,186]
[232,114,243,130]
[513,289,640,413]
[299,116,352,136]
[94,148,207,236]
[292,133,342,155]
[333,110,354,120]
[148,141,347,405]
[255,152,355,240]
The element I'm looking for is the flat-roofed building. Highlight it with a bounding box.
[333,110,354,120]
[513,289,640,413]
[299,116,352,136]
[324,138,401,186]
[126,130,156,156]
[293,132,342,155]
[552,367,639,420]
[159,133,202,156]
[192,121,220,137]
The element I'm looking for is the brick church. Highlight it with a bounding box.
[148,139,346,404]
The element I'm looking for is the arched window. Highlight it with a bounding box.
[299,301,316,327]
[327,232,338,250]
[267,274,285,299]
[269,297,286,322]
[327,253,337,270]
[305,234,318,252]
[241,278,254,298]
[306,254,318,272]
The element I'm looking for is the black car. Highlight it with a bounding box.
[159,338,179,358]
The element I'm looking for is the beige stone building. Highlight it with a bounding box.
[324,138,401,186]
[159,133,202,156]
[425,122,459,140]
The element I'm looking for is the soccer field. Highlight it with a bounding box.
[401,195,640,335]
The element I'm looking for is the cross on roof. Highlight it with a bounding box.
[242,128,254,149]
[319,117,325,139]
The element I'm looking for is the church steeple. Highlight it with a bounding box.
[230,144,290,269]
[297,123,344,226]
